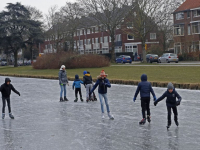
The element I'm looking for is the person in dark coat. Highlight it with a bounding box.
[89,70,114,120]
[58,65,69,102]
[83,71,93,102]
[133,74,156,124]
[154,82,182,128]
[0,78,20,119]
[72,75,84,102]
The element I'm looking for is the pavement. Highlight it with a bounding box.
[0,76,200,150]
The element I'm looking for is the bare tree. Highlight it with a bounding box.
[79,0,134,62]
[60,2,83,52]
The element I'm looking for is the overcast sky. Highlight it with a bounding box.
[0,0,76,15]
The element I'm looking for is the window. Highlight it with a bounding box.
[77,30,80,36]
[95,26,99,33]
[80,30,83,35]
[109,36,111,42]
[187,11,190,18]
[125,46,133,52]
[95,38,99,43]
[188,25,191,35]
[104,36,108,43]
[116,25,121,29]
[87,29,90,34]
[127,22,133,28]
[127,34,134,40]
[87,39,91,44]
[91,27,94,33]
[174,25,184,36]
[174,43,181,54]
[45,45,47,49]
[176,12,184,20]
[92,38,94,44]
[116,34,121,41]
[79,40,83,46]
[192,22,200,34]
[193,9,200,17]
[150,33,156,39]
[100,37,103,43]
[84,39,87,45]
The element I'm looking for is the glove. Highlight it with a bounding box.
[154,96,157,101]
[176,101,180,106]
[133,97,136,102]
[154,101,158,106]
[18,92,20,96]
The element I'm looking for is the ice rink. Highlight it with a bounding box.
[0,76,199,150]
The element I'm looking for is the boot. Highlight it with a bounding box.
[80,97,84,102]
[86,98,89,103]
[74,98,78,102]
[9,113,14,119]
[174,116,179,126]
[139,118,146,125]
[2,113,5,119]
[60,97,64,102]
[64,96,69,101]
[108,112,114,120]
[147,115,151,123]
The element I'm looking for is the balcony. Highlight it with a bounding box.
[102,42,109,48]
[93,43,100,49]
[85,44,91,50]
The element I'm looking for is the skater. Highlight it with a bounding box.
[58,65,69,102]
[89,70,114,120]
[0,78,20,119]
[72,75,84,102]
[83,71,93,102]
[154,83,182,129]
[133,74,156,125]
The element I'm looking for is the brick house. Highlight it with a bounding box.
[173,0,200,54]
[41,12,161,56]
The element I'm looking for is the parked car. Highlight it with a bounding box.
[146,54,159,63]
[17,60,23,66]
[1,61,7,66]
[116,55,132,64]
[158,53,179,63]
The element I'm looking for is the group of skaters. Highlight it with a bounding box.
[0,64,182,129]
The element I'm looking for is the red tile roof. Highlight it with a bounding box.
[174,0,200,13]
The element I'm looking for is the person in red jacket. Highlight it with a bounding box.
[0,78,20,119]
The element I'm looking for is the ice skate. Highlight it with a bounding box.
[60,97,64,102]
[80,97,84,102]
[147,115,151,123]
[64,96,69,101]
[139,118,146,125]
[74,98,78,102]
[2,113,5,119]
[86,98,89,103]
[9,113,14,119]
[108,113,114,120]
[102,113,105,119]
[166,121,171,129]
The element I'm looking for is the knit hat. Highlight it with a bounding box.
[167,82,174,90]
[83,71,87,75]
[60,65,65,70]
[99,70,108,77]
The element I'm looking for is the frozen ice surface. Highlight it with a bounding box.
[0,76,200,150]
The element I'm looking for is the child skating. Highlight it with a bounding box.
[83,71,94,102]
[154,82,182,129]
[89,70,114,120]
[72,75,84,102]
[133,74,156,125]
[0,78,20,119]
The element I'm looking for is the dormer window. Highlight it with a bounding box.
[193,9,200,17]
[176,12,184,20]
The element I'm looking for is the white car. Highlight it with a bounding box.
[158,53,179,63]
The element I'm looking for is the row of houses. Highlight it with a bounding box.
[41,0,200,56]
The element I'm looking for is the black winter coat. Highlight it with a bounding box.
[83,74,93,85]
[155,89,182,107]
[0,78,19,98]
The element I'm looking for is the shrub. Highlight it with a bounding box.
[178,52,200,61]
[33,52,110,69]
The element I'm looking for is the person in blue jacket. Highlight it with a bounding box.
[133,74,156,125]
[154,82,182,129]
[72,75,84,102]
[89,70,114,120]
